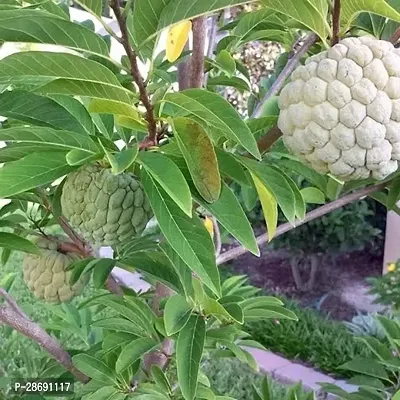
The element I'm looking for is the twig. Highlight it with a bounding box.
[252,33,319,119]
[390,26,400,45]
[0,288,29,320]
[189,16,207,88]
[0,305,89,383]
[331,0,341,46]
[73,0,120,42]
[217,182,386,265]
[110,0,158,147]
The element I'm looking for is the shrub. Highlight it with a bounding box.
[246,299,372,377]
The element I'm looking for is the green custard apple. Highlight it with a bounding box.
[61,163,152,246]
[23,237,86,303]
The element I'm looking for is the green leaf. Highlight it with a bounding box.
[0,233,40,255]
[109,145,139,175]
[244,305,298,321]
[177,314,206,400]
[300,187,325,204]
[394,389,400,400]
[215,148,250,187]
[72,354,117,385]
[171,117,221,203]
[326,176,344,201]
[0,10,108,55]
[92,259,116,289]
[66,150,102,166]
[0,127,98,154]
[340,358,390,381]
[215,50,236,77]
[88,98,142,122]
[0,91,94,135]
[164,294,193,336]
[115,115,149,133]
[116,337,159,373]
[204,297,244,324]
[341,0,400,32]
[0,152,76,198]
[120,251,184,294]
[207,76,250,92]
[151,365,172,394]
[0,52,134,106]
[240,158,296,224]
[162,90,261,159]
[240,296,284,310]
[251,172,278,240]
[92,318,145,335]
[259,0,330,43]
[141,169,221,296]
[138,151,192,217]
[195,182,259,256]
[76,0,102,16]
[387,177,400,210]
[84,386,120,400]
[274,158,327,192]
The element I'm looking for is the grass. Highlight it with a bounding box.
[245,298,372,377]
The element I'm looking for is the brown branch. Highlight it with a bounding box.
[110,0,158,146]
[252,33,319,118]
[0,288,29,320]
[189,16,207,88]
[0,304,89,383]
[331,0,341,46]
[217,182,386,265]
[178,43,190,91]
[257,126,283,154]
[390,26,400,45]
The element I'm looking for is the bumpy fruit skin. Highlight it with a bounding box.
[23,237,85,303]
[61,164,152,246]
[278,36,400,181]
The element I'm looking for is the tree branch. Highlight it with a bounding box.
[331,0,341,46]
[390,26,400,45]
[189,16,207,88]
[217,182,386,265]
[0,288,29,320]
[252,33,319,119]
[178,43,190,91]
[256,126,283,154]
[110,0,158,146]
[0,303,89,383]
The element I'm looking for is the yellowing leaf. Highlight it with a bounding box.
[171,117,221,203]
[203,217,214,237]
[166,20,192,63]
[251,173,277,240]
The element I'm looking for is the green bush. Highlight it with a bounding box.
[246,299,372,377]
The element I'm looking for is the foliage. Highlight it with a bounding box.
[322,316,400,399]
[369,261,400,310]
[344,313,388,339]
[0,0,399,399]
[246,298,372,377]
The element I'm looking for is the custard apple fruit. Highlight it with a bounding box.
[61,163,152,246]
[23,237,86,303]
[278,36,400,181]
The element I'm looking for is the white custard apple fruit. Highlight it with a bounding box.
[278,36,400,181]
[23,237,86,303]
[61,163,153,246]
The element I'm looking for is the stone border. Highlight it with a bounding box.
[245,348,358,399]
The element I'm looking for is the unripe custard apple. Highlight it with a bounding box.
[61,163,152,246]
[278,36,400,181]
[23,237,86,303]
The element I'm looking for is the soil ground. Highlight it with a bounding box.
[222,246,383,321]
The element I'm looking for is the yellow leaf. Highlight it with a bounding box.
[251,173,278,240]
[166,20,192,63]
[203,216,214,237]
